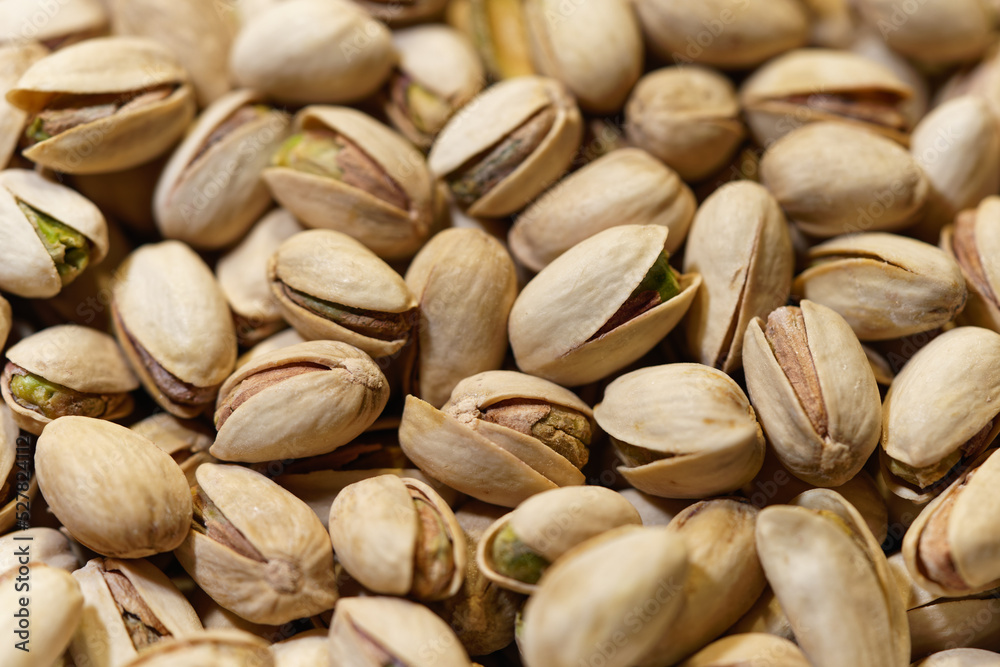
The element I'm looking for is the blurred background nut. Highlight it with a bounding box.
[914,650,1000,666]
[0,527,78,572]
[269,630,329,667]
[0,0,107,49]
[678,634,810,667]
[0,563,83,667]
[117,630,274,667]
[0,43,47,168]
[0,294,8,350]
[449,0,534,80]
[943,197,1000,332]
[356,0,449,25]
[130,412,216,486]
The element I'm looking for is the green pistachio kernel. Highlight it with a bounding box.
[490,524,550,585]
[17,201,90,286]
[9,372,105,420]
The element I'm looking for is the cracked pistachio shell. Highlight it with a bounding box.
[678,634,810,667]
[2,324,139,434]
[131,412,216,487]
[0,403,31,534]
[0,294,8,350]
[760,122,928,237]
[942,196,1000,332]
[119,630,274,667]
[855,0,994,64]
[271,630,330,667]
[0,564,82,667]
[477,486,641,594]
[330,596,470,667]
[7,37,196,174]
[510,148,696,271]
[597,363,765,499]
[509,224,700,386]
[916,650,1000,666]
[428,75,583,218]
[906,589,1000,658]
[268,229,417,357]
[70,556,202,667]
[399,370,593,507]
[625,67,746,182]
[633,0,808,68]
[743,300,882,487]
[230,0,394,105]
[264,105,434,260]
[175,463,339,625]
[0,0,106,48]
[112,241,237,418]
[35,416,192,558]
[794,233,967,341]
[0,528,77,572]
[683,181,793,373]
[740,48,913,146]
[0,168,108,298]
[404,227,517,408]
[521,526,689,667]
[0,43,47,167]
[212,340,388,463]
[328,475,466,600]
[756,489,910,667]
[154,90,291,249]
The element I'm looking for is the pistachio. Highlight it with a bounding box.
[130,412,216,487]
[0,294,8,351]
[0,43,47,168]
[0,0,106,50]
[459,0,536,80]
[270,630,330,667]
[915,650,1000,666]
[678,634,810,667]
[850,28,930,128]
[943,197,1000,332]
[0,404,31,534]
[356,0,449,25]
[617,488,694,527]
[0,528,77,572]
[0,564,82,667]
[854,0,994,64]
[117,630,274,667]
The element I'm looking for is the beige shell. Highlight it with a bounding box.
[915,650,1000,666]
[625,66,746,182]
[131,412,215,487]
[212,340,388,462]
[174,463,339,625]
[678,634,810,667]
[0,43,47,168]
[520,526,689,667]
[270,631,330,667]
[0,168,108,298]
[0,527,78,572]
[477,485,641,594]
[617,488,694,527]
[0,0,106,48]
[268,229,417,358]
[230,0,394,105]
[760,122,928,237]
[794,233,967,340]
[510,148,695,271]
[0,295,8,351]
[850,28,929,129]
[0,403,31,534]
[943,197,1000,332]
[596,363,765,498]
[683,181,793,373]
[0,564,82,667]
[7,37,195,174]
[355,0,449,25]
[742,300,882,487]
[509,224,700,386]
[428,75,583,218]
[727,587,794,641]
[118,630,274,667]
[855,0,994,64]
[263,105,434,260]
[404,227,517,408]
[236,329,307,370]
[155,90,291,249]
[399,370,592,507]
[35,416,192,558]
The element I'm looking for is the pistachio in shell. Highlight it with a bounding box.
[0,43,48,169]
[117,630,274,667]
[0,294,9,351]
[943,196,1000,333]
[0,564,83,667]
[458,0,536,80]
[854,0,994,64]
[914,650,1000,667]
[678,634,810,667]
[356,0,449,25]
[0,0,105,50]
[0,404,32,535]
[0,527,78,573]
[130,412,216,487]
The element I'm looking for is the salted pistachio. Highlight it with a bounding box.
[268,229,418,358]
[794,232,967,341]
[264,106,434,260]
[130,413,215,487]
[633,0,808,68]
[854,0,994,64]
[760,122,928,237]
[230,0,394,105]
[756,489,910,667]
[915,650,1000,666]
[0,168,108,298]
[683,181,793,373]
[740,48,913,146]
[270,630,330,667]
[35,417,192,558]
[399,370,594,507]
[7,37,195,174]
[0,564,82,667]
[384,25,484,150]
[509,224,700,386]
[429,75,582,218]
[328,475,466,601]
[678,634,810,667]
[944,197,1000,333]
[237,328,306,370]
[477,486,641,594]
[154,90,291,249]
[1,324,138,434]
[625,66,746,182]
[330,596,470,667]
[0,0,106,49]
[404,227,517,408]
[175,463,339,625]
[510,148,695,272]
[70,557,202,667]
[0,528,77,572]
[118,630,274,667]
[112,240,237,419]
[521,526,689,667]
[0,404,33,534]
[0,43,47,167]
[596,363,765,499]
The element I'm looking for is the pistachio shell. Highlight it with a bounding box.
[270,631,330,667]
[0,294,8,350]
[0,564,83,667]
[850,28,929,128]
[908,592,1000,658]
[118,630,274,667]
[943,197,1000,332]
[131,412,215,486]
[678,634,810,667]
[0,528,77,572]
[0,0,106,48]
[356,0,449,24]
[855,0,994,64]
[617,488,694,527]
[236,328,307,371]
[0,43,47,168]
[35,416,192,558]
[915,650,1000,667]
[0,403,28,534]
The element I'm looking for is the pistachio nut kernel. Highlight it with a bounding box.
[17,200,90,284]
[192,486,267,564]
[391,75,452,141]
[107,565,171,647]
[5,364,127,421]
[470,398,592,470]
[24,85,173,146]
[489,524,550,586]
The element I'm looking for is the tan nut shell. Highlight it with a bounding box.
[155,90,291,249]
[7,37,195,174]
[678,634,810,667]
[0,168,108,298]
[428,75,583,218]
[0,294,8,351]
[915,650,1000,666]
[0,528,77,573]
[270,631,330,667]
[0,403,30,534]
[855,0,994,64]
[0,0,105,47]
[509,224,700,386]
[119,630,274,667]
[742,300,882,487]
[0,564,82,667]
[35,416,192,558]
[131,412,215,487]
[0,43,47,168]
[597,363,764,498]
[477,485,641,594]
[794,233,967,340]
[943,197,1000,332]
[264,105,434,260]
[510,148,696,271]
[212,340,389,462]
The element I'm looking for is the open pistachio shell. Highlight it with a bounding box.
[915,650,1000,667]
[0,564,83,667]
[0,528,78,572]
[118,630,274,667]
[678,634,810,667]
[0,43,47,168]
[855,0,994,64]
[509,224,700,386]
[942,196,1000,333]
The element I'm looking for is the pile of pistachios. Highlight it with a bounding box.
[6,0,1000,665]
